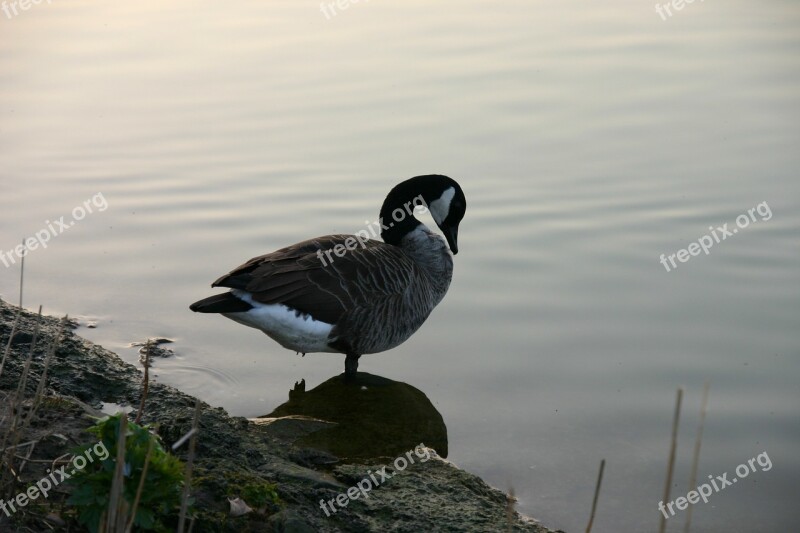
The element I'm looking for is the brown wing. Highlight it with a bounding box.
[212,235,416,325]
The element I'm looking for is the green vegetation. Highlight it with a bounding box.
[238,479,280,509]
[67,414,186,532]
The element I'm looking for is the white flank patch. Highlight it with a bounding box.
[223,290,336,353]
[428,186,455,226]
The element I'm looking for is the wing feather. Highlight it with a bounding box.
[212,235,416,325]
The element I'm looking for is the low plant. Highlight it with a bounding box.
[238,479,280,509]
[67,413,186,532]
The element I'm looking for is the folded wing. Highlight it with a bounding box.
[212,235,416,325]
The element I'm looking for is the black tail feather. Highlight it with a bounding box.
[189,292,253,313]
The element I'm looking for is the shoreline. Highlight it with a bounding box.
[0,298,561,532]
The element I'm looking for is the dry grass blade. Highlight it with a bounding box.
[0,306,42,493]
[13,306,42,403]
[125,436,155,533]
[177,399,201,533]
[0,305,20,384]
[0,245,25,382]
[505,484,516,533]
[585,459,605,533]
[134,340,152,425]
[22,316,67,432]
[106,413,129,532]
[7,307,42,422]
[0,312,20,384]
[684,382,710,533]
[13,441,36,476]
[659,388,683,533]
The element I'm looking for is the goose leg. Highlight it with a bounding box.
[344,353,361,379]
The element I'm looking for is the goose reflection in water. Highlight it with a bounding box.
[256,373,447,461]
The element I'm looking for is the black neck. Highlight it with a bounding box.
[379,177,431,246]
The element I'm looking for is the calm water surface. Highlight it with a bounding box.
[2,1,799,531]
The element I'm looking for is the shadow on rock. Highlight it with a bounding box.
[257,372,448,461]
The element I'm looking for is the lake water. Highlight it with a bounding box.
[1,1,798,531]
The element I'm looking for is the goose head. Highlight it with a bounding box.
[379,175,467,254]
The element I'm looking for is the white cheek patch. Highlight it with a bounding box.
[428,187,455,226]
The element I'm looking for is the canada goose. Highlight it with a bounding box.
[189,174,466,378]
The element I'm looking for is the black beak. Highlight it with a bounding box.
[442,223,459,255]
